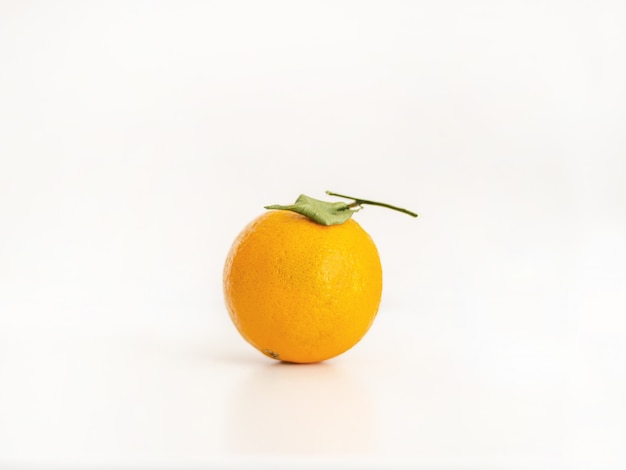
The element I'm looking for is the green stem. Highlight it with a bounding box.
[326,191,418,218]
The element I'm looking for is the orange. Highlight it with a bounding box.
[223,209,383,363]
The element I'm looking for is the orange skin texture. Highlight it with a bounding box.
[223,210,383,363]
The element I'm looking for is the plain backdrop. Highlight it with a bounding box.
[1,1,625,469]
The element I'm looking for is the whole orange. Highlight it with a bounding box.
[223,210,383,363]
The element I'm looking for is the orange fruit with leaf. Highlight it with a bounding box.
[223,191,417,363]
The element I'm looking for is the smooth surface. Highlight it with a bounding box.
[1,1,626,469]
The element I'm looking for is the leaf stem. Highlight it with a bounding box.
[326,191,418,218]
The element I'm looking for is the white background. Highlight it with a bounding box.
[1,1,626,469]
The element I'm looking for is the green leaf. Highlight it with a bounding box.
[265,194,357,226]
